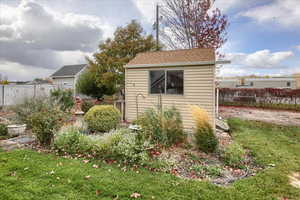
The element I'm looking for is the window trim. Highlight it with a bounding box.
[148,69,184,96]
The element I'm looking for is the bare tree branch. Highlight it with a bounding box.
[161,0,228,56]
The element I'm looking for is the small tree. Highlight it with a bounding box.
[161,0,228,56]
[76,70,115,100]
[88,20,159,95]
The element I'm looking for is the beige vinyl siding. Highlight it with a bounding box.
[295,74,300,89]
[125,65,215,132]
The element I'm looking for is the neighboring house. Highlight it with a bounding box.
[124,48,217,132]
[218,76,299,89]
[50,64,87,94]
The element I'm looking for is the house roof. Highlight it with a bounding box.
[51,64,87,77]
[125,48,215,68]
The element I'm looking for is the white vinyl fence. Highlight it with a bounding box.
[0,84,74,106]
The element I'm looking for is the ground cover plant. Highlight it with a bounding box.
[1,119,300,199]
[53,126,152,164]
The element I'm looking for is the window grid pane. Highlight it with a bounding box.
[150,70,165,94]
[166,70,184,95]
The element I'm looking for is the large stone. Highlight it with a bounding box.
[216,118,230,132]
[0,136,35,151]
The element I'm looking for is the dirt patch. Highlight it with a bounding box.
[220,106,300,126]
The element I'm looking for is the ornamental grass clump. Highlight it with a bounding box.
[135,107,185,147]
[190,105,218,153]
[84,105,121,133]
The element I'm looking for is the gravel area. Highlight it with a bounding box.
[220,106,300,126]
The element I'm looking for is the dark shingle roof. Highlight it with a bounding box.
[51,64,87,77]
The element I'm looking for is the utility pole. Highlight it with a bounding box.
[156,4,160,51]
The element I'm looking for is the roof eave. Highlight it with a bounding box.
[125,61,216,69]
[125,60,231,69]
[51,75,76,78]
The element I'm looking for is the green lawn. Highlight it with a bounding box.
[0,119,300,200]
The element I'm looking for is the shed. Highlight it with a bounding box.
[124,48,216,132]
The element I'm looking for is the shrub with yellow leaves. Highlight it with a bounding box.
[189,105,218,153]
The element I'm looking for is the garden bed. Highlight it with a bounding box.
[1,119,300,200]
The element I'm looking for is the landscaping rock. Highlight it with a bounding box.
[0,135,35,151]
[216,119,230,132]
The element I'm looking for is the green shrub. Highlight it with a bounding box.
[135,107,185,147]
[194,123,218,153]
[50,88,74,111]
[81,100,94,113]
[29,107,65,146]
[13,97,53,127]
[0,124,8,136]
[84,105,121,132]
[222,142,246,168]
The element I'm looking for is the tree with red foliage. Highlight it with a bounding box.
[161,0,228,55]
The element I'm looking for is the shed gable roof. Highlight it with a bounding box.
[126,48,215,68]
[51,64,87,77]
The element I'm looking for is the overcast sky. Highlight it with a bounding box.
[0,0,300,81]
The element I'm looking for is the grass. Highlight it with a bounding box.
[0,119,300,199]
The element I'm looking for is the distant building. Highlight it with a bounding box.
[218,75,299,89]
[50,64,87,93]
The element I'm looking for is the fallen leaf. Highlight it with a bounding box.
[130,192,141,198]
[92,164,99,168]
[10,171,16,176]
[83,160,89,164]
[96,189,101,196]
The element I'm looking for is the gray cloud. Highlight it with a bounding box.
[0,0,105,69]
